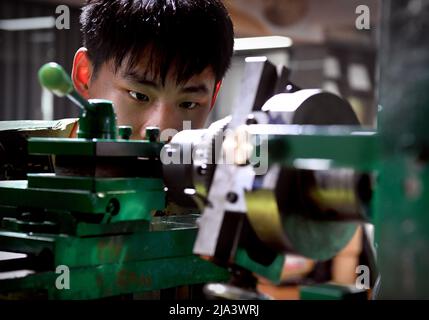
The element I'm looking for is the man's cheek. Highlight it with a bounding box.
[110,97,134,124]
[189,108,210,129]
[114,106,135,127]
[116,111,138,127]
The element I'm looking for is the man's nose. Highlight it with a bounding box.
[138,101,171,139]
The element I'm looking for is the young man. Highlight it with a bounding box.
[72,0,234,140]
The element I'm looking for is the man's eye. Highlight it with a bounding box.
[179,102,199,110]
[129,91,149,102]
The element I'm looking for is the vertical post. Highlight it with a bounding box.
[377,0,429,299]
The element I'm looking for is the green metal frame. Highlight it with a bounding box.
[0,218,229,299]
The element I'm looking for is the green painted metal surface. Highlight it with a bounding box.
[28,138,163,157]
[27,174,163,192]
[0,252,229,300]
[0,231,55,255]
[374,156,429,298]
[234,247,284,284]
[265,128,378,171]
[374,0,429,299]
[0,215,230,299]
[54,227,201,267]
[0,179,164,223]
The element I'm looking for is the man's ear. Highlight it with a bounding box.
[210,80,222,110]
[72,47,92,99]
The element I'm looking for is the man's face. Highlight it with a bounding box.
[78,51,216,140]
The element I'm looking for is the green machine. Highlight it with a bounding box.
[0,63,230,299]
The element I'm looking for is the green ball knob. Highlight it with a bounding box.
[38,62,74,97]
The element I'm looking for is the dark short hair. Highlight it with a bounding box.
[80,0,234,84]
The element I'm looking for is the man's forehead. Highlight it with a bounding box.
[98,41,218,87]
[119,60,216,88]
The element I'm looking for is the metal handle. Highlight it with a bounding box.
[38,62,93,112]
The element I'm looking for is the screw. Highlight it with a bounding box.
[198,164,208,175]
[106,198,120,216]
[226,192,238,203]
[246,114,258,125]
[118,126,132,140]
[145,127,160,142]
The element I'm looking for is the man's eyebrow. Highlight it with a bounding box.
[123,70,209,95]
[123,71,160,89]
[181,84,209,95]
